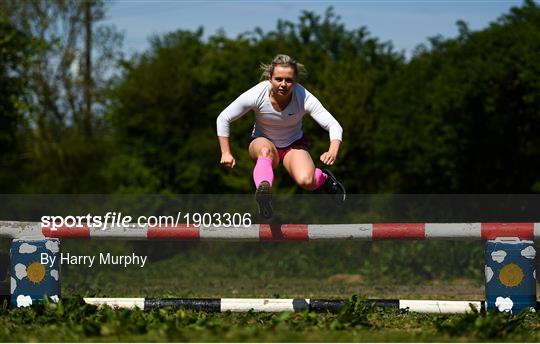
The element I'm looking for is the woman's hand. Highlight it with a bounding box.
[320,139,341,165]
[320,151,337,165]
[220,152,236,168]
[218,136,236,168]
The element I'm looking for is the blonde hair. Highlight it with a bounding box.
[260,54,307,80]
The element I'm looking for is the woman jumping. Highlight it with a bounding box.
[216,54,345,218]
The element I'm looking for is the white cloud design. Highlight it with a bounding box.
[10,277,16,294]
[485,266,494,283]
[19,243,37,254]
[495,297,513,313]
[16,295,32,307]
[50,269,59,281]
[491,250,507,263]
[45,240,59,253]
[14,263,27,280]
[50,295,59,302]
[520,246,536,259]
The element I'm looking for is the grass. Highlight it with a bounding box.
[1,239,538,341]
[0,297,539,342]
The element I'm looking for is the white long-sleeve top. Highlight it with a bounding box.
[216,81,343,148]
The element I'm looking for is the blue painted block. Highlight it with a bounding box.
[10,239,60,307]
[485,238,536,314]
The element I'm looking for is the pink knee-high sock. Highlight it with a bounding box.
[253,157,274,188]
[313,168,328,190]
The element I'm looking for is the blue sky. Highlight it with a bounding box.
[105,1,527,58]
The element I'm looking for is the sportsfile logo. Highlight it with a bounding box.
[40,212,132,231]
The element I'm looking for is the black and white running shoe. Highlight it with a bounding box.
[322,169,346,202]
[255,181,273,218]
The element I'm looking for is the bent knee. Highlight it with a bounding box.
[258,146,275,159]
[296,173,315,190]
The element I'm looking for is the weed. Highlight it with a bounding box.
[435,308,531,340]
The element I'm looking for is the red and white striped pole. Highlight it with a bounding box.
[0,221,538,241]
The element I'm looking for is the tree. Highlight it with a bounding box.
[0,16,32,192]
[1,0,124,192]
[372,0,540,192]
